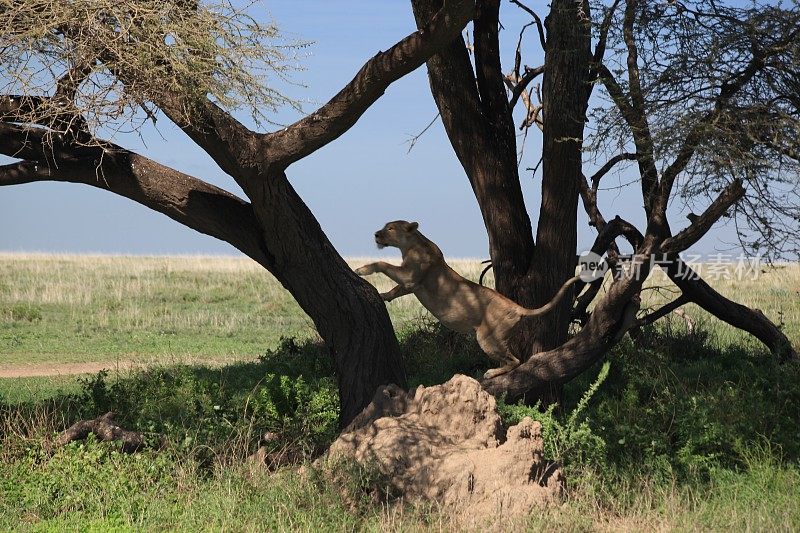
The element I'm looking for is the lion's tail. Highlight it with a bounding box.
[518,275,582,318]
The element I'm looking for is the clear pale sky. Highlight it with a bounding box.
[0,1,743,259]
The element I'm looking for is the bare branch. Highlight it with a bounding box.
[474,0,514,127]
[597,65,660,212]
[656,56,765,208]
[265,0,474,171]
[591,0,621,67]
[633,294,691,328]
[588,152,638,190]
[406,113,441,153]
[660,179,745,253]
[507,65,544,109]
[622,0,646,123]
[509,0,546,50]
[654,24,800,218]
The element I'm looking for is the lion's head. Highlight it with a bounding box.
[374,220,419,249]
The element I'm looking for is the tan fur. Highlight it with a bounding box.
[356,221,581,379]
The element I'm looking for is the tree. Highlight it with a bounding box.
[0,0,474,426]
[408,0,798,399]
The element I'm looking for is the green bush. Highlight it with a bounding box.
[62,337,340,462]
[498,362,610,471]
[0,436,176,522]
[575,327,800,479]
[248,373,339,454]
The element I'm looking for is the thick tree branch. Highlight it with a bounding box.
[474,0,515,132]
[664,259,798,361]
[660,179,745,253]
[37,45,259,191]
[411,0,536,292]
[617,0,660,214]
[575,187,796,360]
[156,94,263,184]
[484,254,651,397]
[54,412,151,453]
[0,95,44,119]
[265,0,475,171]
[508,65,544,109]
[598,64,660,216]
[0,124,271,267]
[578,174,606,229]
[571,214,640,323]
[622,0,646,129]
[591,0,621,68]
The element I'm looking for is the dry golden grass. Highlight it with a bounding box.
[0,253,797,369]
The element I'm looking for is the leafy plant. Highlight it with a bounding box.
[498,361,610,470]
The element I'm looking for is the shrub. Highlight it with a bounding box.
[497,362,610,471]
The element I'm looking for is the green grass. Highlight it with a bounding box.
[1,254,796,368]
[0,376,83,404]
[2,338,799,531]
[0,254,799,530]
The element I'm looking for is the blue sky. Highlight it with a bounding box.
[0,1,742,258]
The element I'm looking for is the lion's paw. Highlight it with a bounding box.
[354,265,373,276]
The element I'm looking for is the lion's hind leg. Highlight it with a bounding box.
[476,326,521,380]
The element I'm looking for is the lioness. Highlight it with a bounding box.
[355,220,581,379]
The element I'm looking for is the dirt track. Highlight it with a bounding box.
[0,361,143,378]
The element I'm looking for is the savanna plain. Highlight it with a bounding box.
[1,253,799,531]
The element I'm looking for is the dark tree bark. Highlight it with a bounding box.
[410,0,591,355]
[527,0,592,352]
[2,0,796,426]
[665,260,798,362]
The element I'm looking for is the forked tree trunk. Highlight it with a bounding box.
[0,0,478,428]
[411,0,590,360]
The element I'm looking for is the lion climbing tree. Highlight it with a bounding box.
[0,0,475,425]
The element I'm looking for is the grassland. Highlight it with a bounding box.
[1,254,799,531]
[2,253,797,368]
[0,254,499,369]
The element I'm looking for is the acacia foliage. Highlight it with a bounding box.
[588,0,800,258]
[0,0,305,137]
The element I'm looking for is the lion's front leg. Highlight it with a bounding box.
[380,284,413,302]
[354,261,387,276]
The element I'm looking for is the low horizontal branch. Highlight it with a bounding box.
[0,123,272,267]
[634,293,691,328]
[55,412,150,453]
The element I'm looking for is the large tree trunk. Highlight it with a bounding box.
[249,174,407,426]
[527,0,592,353]
[411,0,590,358]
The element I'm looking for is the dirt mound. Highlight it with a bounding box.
[328,375,564,523]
